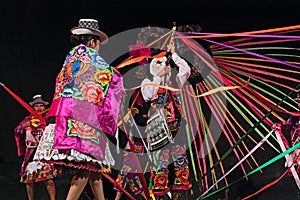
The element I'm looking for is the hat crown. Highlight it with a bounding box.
[78,19,100,31]
[29,94,49,106]
[32,94,43,101]
[71,18,108,45]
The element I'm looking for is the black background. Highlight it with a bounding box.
[0,0,299,199]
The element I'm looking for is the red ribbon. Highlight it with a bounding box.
[0,82,46,124]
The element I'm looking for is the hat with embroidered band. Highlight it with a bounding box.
[70,18,108,45]
[29,94,49,106]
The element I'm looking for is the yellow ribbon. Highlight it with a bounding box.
[124,77,250,98]
[117,78,250,127]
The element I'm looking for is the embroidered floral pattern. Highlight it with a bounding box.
[160,149,170,160]
[67,119,100,143]
[171,145,186,156]
[76,45,88,56]
[128,179,138,193]
[53,44,114,106]
[80,81,104,106]
[174,155,188,169]
[61,85,79,97]
[94,70,112,85]
[154,173,169,189]
[66,56,90,78]
[115,174,123,187]
[175,168,190,185]
[158,160,169,172]
[54,69,67,97]
[57,68,65,83]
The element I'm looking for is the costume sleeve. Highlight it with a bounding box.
[172,53,191,88]
[14,117,29,156]
[14,117,30,136]
[141,76,162,101]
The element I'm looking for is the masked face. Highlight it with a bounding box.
[150,56,168,76]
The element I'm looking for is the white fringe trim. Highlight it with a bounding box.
[34,123,115,167]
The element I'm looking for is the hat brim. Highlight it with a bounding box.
[71,27,108,45]
[29,101,49,106]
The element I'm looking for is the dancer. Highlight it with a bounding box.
[114,128,148,200]
[34,18,123,200]
[138,41,192,199]
[273,93,300,173]
[14,94,58,200]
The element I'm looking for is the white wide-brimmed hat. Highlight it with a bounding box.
[70,18,108,45]
[29,94,49,106]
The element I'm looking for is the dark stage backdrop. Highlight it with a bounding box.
[0,0,299,199]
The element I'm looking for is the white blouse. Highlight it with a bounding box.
[141,53,191,101]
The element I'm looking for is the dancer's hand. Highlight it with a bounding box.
[167,41,175,54]
[272,123,281,130]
